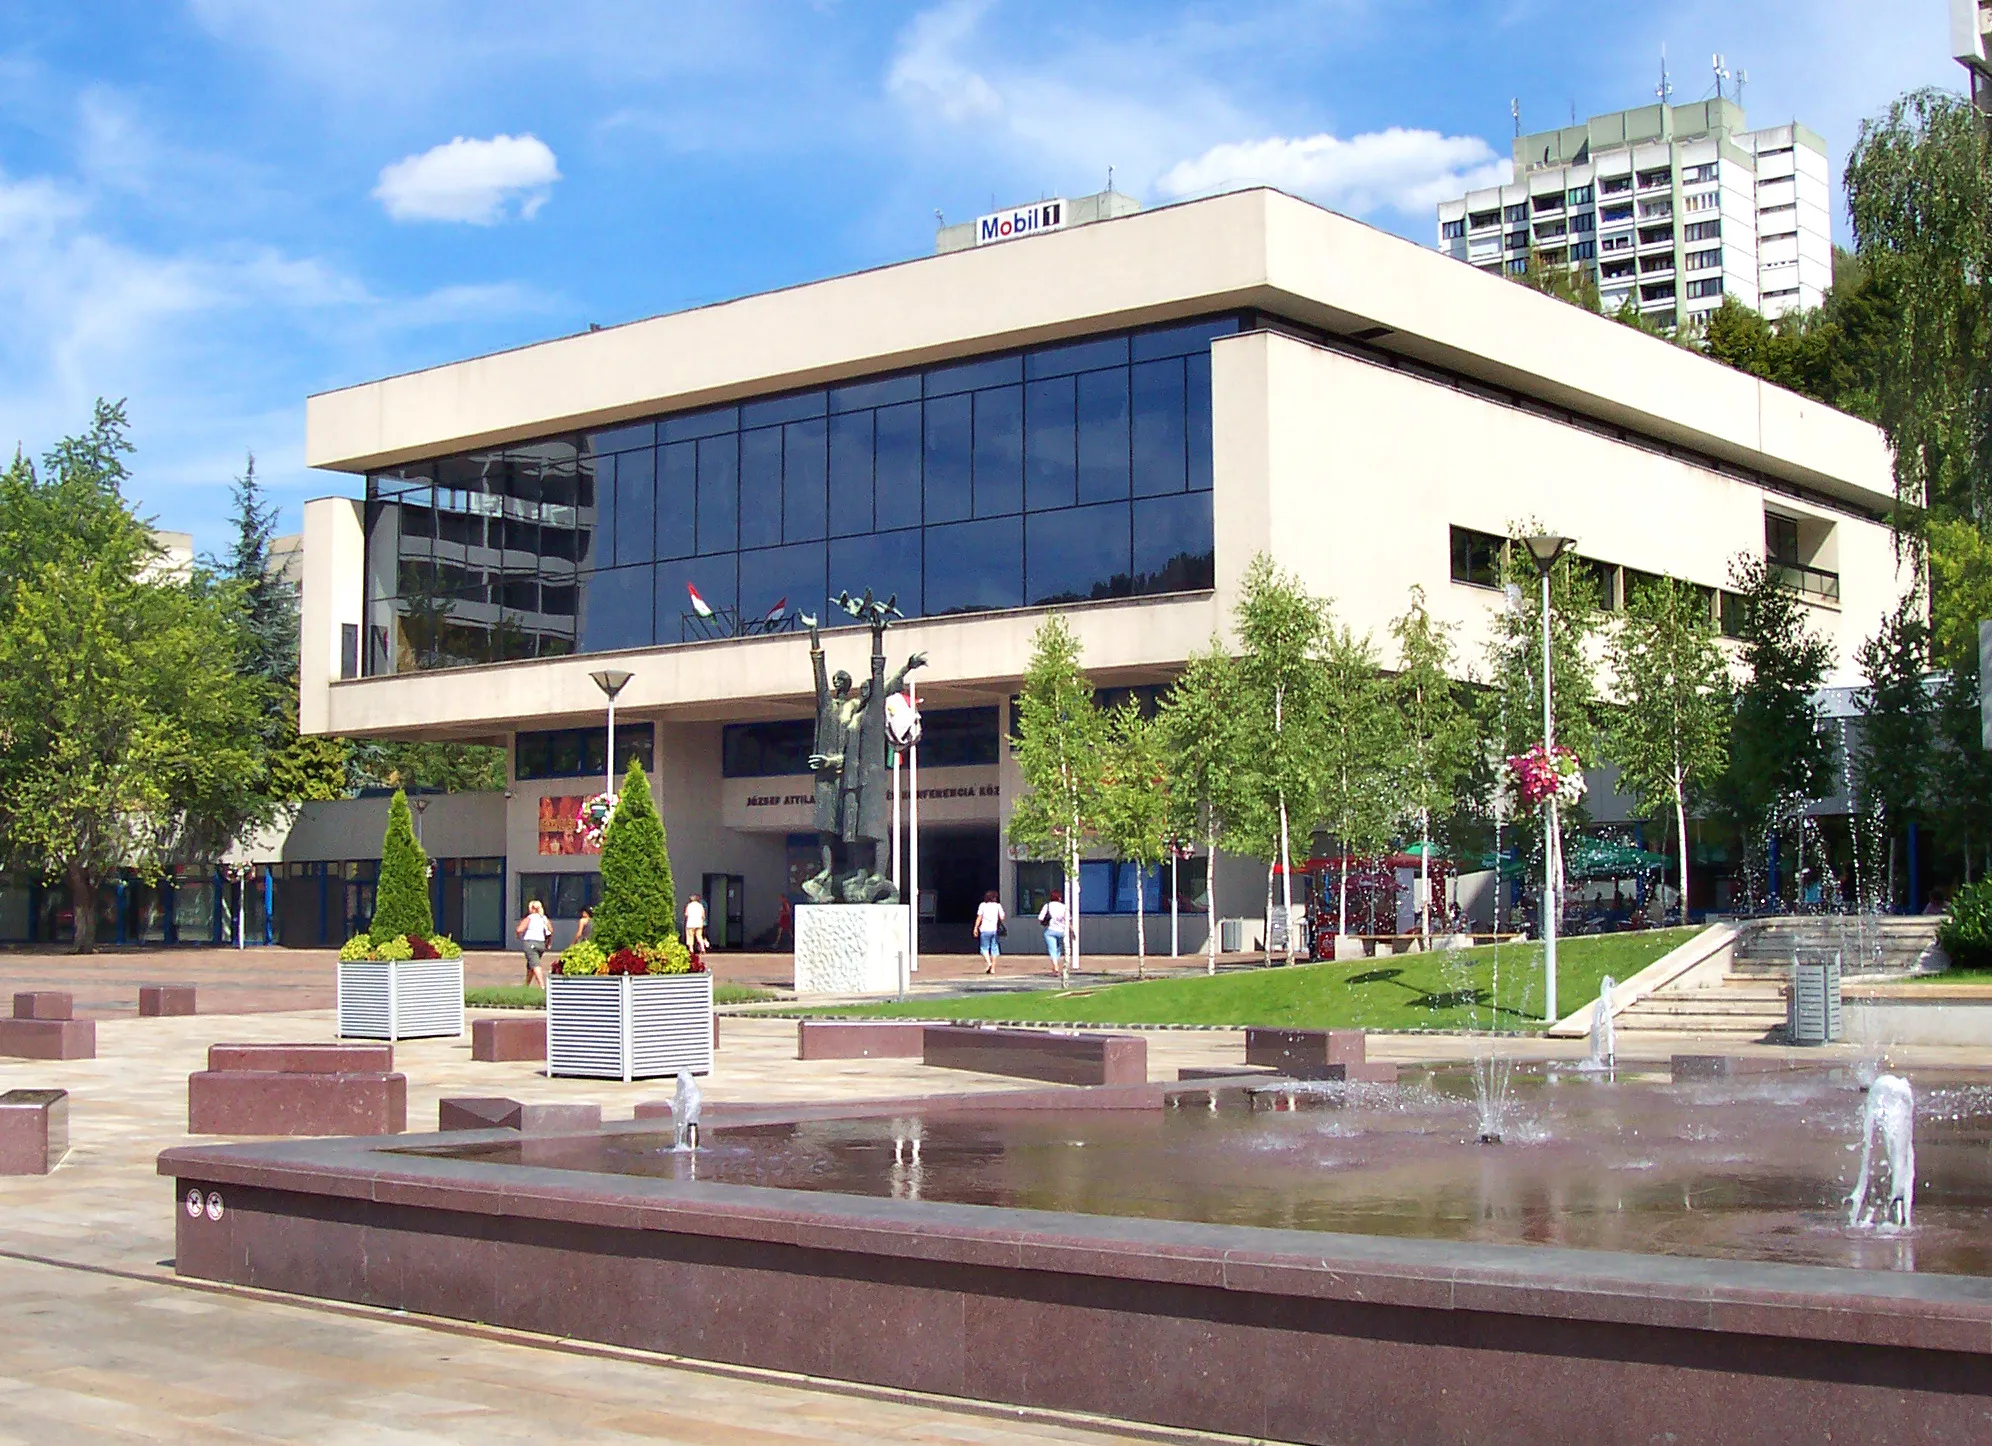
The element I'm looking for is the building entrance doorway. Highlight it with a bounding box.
[701,873,745,950]
[913,826,999,953]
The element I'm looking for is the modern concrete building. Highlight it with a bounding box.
[1436,100,1833,327]
[1958,0,1992,116]
[296,187,1908,951]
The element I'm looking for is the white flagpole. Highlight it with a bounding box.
[908,683,920,979]
[892,749,902,894]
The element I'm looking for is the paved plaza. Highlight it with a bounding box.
[2,947,1982,1443]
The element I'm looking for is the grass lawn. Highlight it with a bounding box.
[466,982,777,1010]
[791,928,1699,1033]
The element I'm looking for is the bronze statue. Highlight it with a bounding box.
[804,590,925,903]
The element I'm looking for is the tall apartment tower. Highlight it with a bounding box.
[1436,99,1831,330]
[1956,0,1992,116]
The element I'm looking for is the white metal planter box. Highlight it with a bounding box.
[336,958,465,1041]
[546,974,714,1081]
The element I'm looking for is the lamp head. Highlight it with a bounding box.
[1521,534,1573,574]
[590,668,634,700]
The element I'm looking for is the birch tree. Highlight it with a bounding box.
[1318,624,1396,940]
[1157,640,1239,972]
[1230,556,1329,965]
[1007,614,1105,980]
[1098,699,1171,978]
[1389,589,1475,947]
[1603,575,1731,920]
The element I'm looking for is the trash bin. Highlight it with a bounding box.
[1788,955,1843,1045]
[1219,918,1245,954]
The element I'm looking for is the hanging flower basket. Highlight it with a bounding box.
[574,791,618,848]
[1503,745,1586,810]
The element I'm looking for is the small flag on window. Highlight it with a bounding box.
[764,597,787,623]
[686,583,715,618]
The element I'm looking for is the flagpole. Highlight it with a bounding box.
[908,682,920,979]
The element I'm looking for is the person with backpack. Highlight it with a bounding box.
[1037,890,1069,976]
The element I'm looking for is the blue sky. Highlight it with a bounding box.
[0,1,1961,553]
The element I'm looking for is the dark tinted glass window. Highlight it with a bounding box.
[721,719,815,776]
[830,374,921,413]
[1186,353,1213,490]
[518,724,654,779]
[917,707,1000,767]
[696,436,737,555]
[926,516,1022,614]
[740,390,825,428]
[827,410,874,536]
[1133,492,1214,594]
[926,354,1021,397]
[923,393,972,523]
[613,447,655,566]
[874,402,922,531]
[581,456,611,569]
[1449,526,1503,588]
[740,541,825,633]
[738,427,783,549]
[1026,335,1127,379]
[830,529,921,618]
[1132,316,1240,360]
[1076,369,1130,502]
[972,385,1023,517]
[588,421,654,454]
[657,441,697,559]
[1025,376,1076,511]
[1027,502,1131,605]
[1131,358,1187,495]
[661,406,737,443]
[783,418,827,541]
[580,564,652,653]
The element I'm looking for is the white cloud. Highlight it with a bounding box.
[887,0,1003,123]
[1157,128,1511,216]
[372,134,560,224]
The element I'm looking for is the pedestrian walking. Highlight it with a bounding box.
[974,891,1006,974]
[684,893,708,956]
[516,899,553,987]
[1037,890,1069,977]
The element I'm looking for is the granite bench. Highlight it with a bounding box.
[472,1015,547,1062]
[1241,1027,1398,1083]
[797,1020,926,1060]
[439,1096,602,1133]
[0,1089,67,1173]
[188,1042,406,1136]
[0,992,95,1061]
[922,1025,1147,1086]
[139,984,197,1017]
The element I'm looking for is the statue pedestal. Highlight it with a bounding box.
[794,904,910,997]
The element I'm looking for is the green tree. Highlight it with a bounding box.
[1716,556,1835,909]
[1389,589,1475,945]
[1846,88,1992,526]
[1007,614,1106,978]
[1157,639,1239,973]
[1925,520,1992,879]
[594,758,678,949]
[1483,531,1602,766]
[0,404,265,952]
[1515,250,1602,312]
[1231,555,1330,965]
[347,739,508,794]
[1097,699,1171,977]
[368,789,434,942]
[1603,576,1732,918]
[1854,594,1935,909]
[1317,624,1396,938]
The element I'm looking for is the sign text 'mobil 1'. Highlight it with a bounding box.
[975,199,1065,246]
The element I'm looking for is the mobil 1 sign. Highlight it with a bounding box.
[976,199,1065,245]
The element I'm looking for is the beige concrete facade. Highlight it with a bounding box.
[295,186,1909,953]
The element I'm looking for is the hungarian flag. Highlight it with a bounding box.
[763,597,787,624]
[686,582,715,618]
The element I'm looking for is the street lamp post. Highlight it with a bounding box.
[1522,534,1573,1025]
[590,669,635,795]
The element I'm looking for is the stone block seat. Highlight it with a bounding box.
[0,992,95,1061]
[471,1015,547,1062]
[439,1097,602,1133]
[139,984,197,1017]
[796,1020,925,1060]
[0,1089,67,1173]
[922,1024,1146,1086]
[1238,1027,1398,1083]
[188,1042,406,1136]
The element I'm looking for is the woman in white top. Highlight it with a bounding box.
[515,900,553,987]
[1037,891,1069,976]
[684,895,708,955]
[973,892,1006,974]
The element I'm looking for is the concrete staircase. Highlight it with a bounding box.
[1606,916,1944,1043]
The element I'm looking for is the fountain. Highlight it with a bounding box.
[671,1068,702,1151]
[1848,1073,1916,1230]
[1580,974,1616,1072]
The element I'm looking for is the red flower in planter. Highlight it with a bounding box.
[688,958,707,974]
[406,934,441,960]
[606,947,649,976]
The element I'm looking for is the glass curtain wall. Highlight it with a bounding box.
[365,316,1233,674]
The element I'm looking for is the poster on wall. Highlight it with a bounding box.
[538,796,600,856]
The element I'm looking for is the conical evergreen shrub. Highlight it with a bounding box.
[368,789,435,943]
[594,759,677,950]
